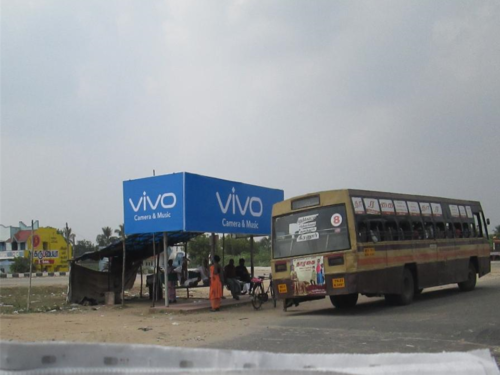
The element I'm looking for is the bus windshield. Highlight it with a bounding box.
[273,204,350,259]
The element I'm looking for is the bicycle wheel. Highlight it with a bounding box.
[251,284,264,310]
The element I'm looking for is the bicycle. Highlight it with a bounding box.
[249,274,276,310]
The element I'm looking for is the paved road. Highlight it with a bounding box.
[212,262,500,364]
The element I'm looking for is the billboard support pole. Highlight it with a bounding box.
[121,235,126,307]
[164,232,169,307]
[250,235,254,277]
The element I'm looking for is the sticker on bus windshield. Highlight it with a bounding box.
[420,202,432,216]
[431,203,443,217]
[363,198,380,215]
[331,214,342,227]
[459,206,467,218]
[379,199,395,215]
[466,206,473,219]
[449,205,460,218]
[352,197,365,214]
[294,214,319,241]
[407,201,420,216]
[394,200,408,215]
[291,256,326,296]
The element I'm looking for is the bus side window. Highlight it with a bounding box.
[474,213,483,237]
[462,223,471,238]
[412,221,424,240]
[369,221,383,242]
[384,220,398,241]
[445,223,454,238]
[469,222,477,238]
[435,222,445,239]
[399,220,411,241]
[357,220,368,242]
[454,223,463,238]
[424,221,435,239]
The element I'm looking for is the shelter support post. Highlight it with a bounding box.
[164,232,169,307]
[211,233,216,261]
[152,234,157,307]
[121,237,126,306]
[222,234,225,268]
[140,263,143,298]
[250,235,254,277]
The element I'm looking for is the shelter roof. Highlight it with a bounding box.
[73,231,202,263]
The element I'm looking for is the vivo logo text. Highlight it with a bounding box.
[129,191,177,212]
[216,188,263,217]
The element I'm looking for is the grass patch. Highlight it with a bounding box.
[0,285,68,314]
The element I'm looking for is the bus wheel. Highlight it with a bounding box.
[330,293,358,309]
[458,262,477,292]
[395,268,414,306]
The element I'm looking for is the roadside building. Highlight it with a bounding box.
[0,222,72,273]
[0,222,37,273]
[25,227,72,272]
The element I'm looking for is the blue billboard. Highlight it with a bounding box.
[123,173,184,235]
[123,172,284,236]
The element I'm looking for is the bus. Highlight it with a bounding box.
[271,189,491,310]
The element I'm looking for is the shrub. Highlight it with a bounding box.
[10,257,33,273]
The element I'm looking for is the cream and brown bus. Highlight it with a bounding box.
[271,189,491,310]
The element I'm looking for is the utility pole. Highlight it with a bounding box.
[27,220,35,311]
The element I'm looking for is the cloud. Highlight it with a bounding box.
[1,0,499,240]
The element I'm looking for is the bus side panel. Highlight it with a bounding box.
[324,267,404,295]
[478,241,491,277]
[478,255,491,277]
[416,261,440,289]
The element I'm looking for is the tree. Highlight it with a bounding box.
[224,236,250,257]
[61,226,75,248]
[10,257,33,273]
[494,225,500,236]
[96,226,117,247]
[115,224,125,240]
[187,235,212,266]
[258,237,271,253]
[74,240,98,258]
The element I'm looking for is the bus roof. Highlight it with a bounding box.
[273,189,482,217]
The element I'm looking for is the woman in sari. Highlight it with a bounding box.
[209,255,223,312]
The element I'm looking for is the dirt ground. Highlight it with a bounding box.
[0,275,278,348]
[1,265,499,350]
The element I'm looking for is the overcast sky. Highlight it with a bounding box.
[1,0,499,242]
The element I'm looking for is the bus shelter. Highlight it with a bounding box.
[69,172,283,307]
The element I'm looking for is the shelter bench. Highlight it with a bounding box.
[146,273,209,300]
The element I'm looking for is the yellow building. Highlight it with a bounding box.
[25,227,72,272]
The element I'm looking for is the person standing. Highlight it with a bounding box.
[167,259,177,303]
[209,255,223,311]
